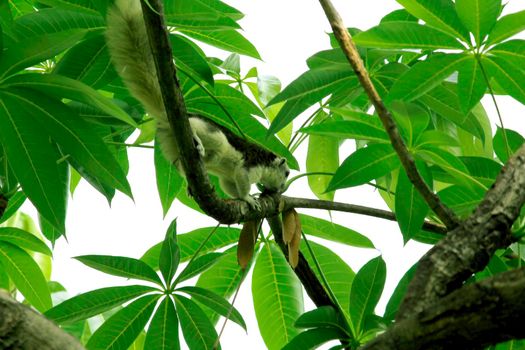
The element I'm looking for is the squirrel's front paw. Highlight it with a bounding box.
[242,195,261,211]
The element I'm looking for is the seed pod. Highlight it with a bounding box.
[237,220,259,268]
[288,210,302,268]
[282,210,296,244]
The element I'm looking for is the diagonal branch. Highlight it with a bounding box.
[398,144,525,319]
[362,268,525,350]
[317,0,459,230]
[267,216,334,307]
[140,0,282,224]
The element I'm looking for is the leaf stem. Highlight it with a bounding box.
[287,106,323,151]
[475,55,511,159]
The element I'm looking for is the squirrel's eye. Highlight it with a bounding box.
[285,170,290,177]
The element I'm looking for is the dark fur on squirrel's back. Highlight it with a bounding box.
[190,114,278,168]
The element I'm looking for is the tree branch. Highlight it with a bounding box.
[139,0,335,311]
[398,144,525,319]
[0,291,84,350]
[0,195,6,220]
[283,196,447,234]
[362,268,525,350]
[140,0,282,224]
[267,216,334,307]
[317,0,459,230]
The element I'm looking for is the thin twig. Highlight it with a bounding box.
[317,0,459,230]
[283,196,447,234]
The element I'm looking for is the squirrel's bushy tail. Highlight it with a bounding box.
[106,0,168,128]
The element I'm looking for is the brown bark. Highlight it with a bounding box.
[0,291,84,350]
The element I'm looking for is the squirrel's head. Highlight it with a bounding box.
[259,157,290,194]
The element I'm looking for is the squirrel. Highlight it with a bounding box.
[105,0,290,209]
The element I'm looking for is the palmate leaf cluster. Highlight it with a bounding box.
[0,0,524,349]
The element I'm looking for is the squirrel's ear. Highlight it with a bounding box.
[279,158,287,166]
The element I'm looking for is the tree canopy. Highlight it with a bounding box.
[1,0,525,349]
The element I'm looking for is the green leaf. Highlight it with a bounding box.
[301,121,388,143]
[461,156,502,187]
[301,241,355,317]
[458,103,493,157]
[141,226,240,269]
[144,296,180,350]
[390,101,430,147]
[195,250,245,325]
[328,144,400,191]
[3,73,137,127]
[388,54,468,102]
[252,243,303,350]
[300,214,374,248]
[456,0,501,45]
[295,306,347,332]
[53,34,117,89]
[180,28,260,59]
[482,56,525,105]
[381,9,418,23]
[354,22,464,50]
[0,30,88,80]
[170,34,214,86]
[164,0,241,30]
[457,55,486,113]
[0,242,51,312]
[486,10,525,46]
[35,0,99,14]
[349,256,386,337]
[176,286,246,331]
[86,294,159,350]
[283,328,347,350]
[418,84,485,141]
[221,53,241,75]
[306,49,348,70]
[306,112,340,201]
[0,192,26,224]
[493,127,524,163]
[0,91,67,233]
[438,185,485,217]
[154,141,184,217]
[384,263,417,321]
[395,163,431,242]
[174,294,220,350]
[12,8,102,38]
[75,255,163,286]
[159,220,180,286]
[489,40,525,68]
[176,252,222,284]
[417,148,486,190]
[269,67,353,105]
[1,87,132,199]
[395,0,470,40]
[0,227,51,255]
[268,67,357,135]
[45,285,157,324]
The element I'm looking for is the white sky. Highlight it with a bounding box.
[22,0,525,349]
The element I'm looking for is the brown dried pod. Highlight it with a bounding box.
[237,220,259,268]
[288,210,302,268]
[282,209,296,244]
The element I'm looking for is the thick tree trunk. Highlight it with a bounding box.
[0,291,84,350]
